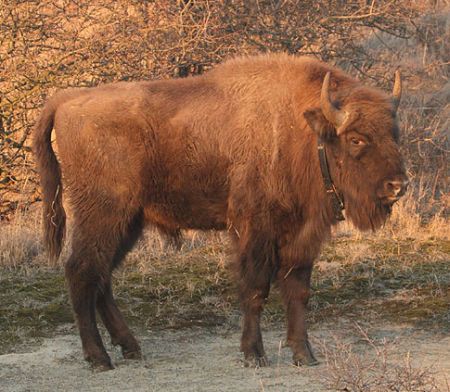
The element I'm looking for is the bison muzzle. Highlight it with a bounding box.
[33,54,408,370]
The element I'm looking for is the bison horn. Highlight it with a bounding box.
[392,70,402,113]
[320,72,347,129]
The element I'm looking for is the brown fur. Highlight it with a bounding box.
[33,53,407,369]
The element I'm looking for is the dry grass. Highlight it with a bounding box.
[317,324,448,392]
[0,204,448,352]
[0,208,43,268]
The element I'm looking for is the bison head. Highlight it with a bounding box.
[304,71,409,231]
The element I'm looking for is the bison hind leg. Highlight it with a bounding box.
[97,279,142,361]
[97,209,145,360]
[66,207,145,369]
[156,224,183,251]
[65,242,115,370]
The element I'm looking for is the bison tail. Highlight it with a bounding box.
[33,101,66,264]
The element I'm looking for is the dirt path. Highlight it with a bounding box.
[1,323,448,392]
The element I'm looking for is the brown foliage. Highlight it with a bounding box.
[0,0,448,219]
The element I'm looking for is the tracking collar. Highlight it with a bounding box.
[317,140,345,221]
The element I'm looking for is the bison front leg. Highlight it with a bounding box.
[278,264,318,366]
[238,253,273,367]
[240,288,269,367]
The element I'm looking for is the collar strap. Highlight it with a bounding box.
[317,140,345,221]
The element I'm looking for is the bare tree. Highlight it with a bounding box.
[0,0,447,219]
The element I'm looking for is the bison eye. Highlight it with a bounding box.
[350,138,365,146]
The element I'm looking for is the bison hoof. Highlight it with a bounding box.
[90,359,114,372]
[85,351,114,371]
[122,349,142,360]
[293,355,319,367]
[243,355,270,368]
[292,341,319,367]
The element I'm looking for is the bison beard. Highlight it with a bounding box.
[33,54,407,370]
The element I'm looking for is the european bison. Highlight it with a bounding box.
[33,54,408,370]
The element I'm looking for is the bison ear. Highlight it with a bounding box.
[303,108,336,140]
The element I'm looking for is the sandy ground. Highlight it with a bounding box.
[0,324,449,392]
